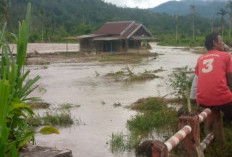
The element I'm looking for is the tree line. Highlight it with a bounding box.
[0,0,232,46]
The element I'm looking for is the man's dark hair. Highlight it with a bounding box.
[205,33,219,51]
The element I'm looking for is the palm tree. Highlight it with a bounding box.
[227,1,232,39]
[190,4,196,40]
[217,8,228,38]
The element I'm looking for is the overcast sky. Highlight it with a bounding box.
[102,0,180,9]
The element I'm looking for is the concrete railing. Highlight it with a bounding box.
[139,108,225,157]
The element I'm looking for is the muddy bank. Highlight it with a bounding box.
[26,50,158,65]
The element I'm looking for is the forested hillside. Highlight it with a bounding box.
[150,0,227,19]
[0,0,222,44]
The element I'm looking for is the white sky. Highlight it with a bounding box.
[103,0,181,9]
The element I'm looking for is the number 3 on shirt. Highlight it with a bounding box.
[202,58,214,73]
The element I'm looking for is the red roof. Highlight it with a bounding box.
[122,24,141,39]
[94,21,134,35]
[65,21,154,40]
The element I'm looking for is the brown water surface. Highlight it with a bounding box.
[28,43,200,157]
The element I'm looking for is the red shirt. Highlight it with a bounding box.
[195,50,232,106]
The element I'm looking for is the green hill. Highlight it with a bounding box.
[149,0,227,19]
[0,0,221,43]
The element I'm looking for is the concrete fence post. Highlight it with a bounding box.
[204,109,225,144]
[151,140,168,157]
[178,115,204,157]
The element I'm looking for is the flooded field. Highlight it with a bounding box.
[27,43,201,157]
[9,43,80,54]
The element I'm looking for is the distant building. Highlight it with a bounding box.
[67,21,155,53]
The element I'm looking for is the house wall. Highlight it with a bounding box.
[94,40,126,53]
[94,41,104,52]
[80,38,94,52]
[128,40,141,48]
[80,39,142,53]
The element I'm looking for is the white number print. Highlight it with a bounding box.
[202,58,214,73]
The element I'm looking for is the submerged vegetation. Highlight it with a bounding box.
[28,110,74,127]
[105,67,163,82]
[28,103,79,127]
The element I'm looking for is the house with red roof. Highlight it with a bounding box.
[67,21,154,52]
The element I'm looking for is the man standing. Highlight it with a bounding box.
[195,33,232,122]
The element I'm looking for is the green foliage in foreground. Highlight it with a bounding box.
[0,3,40,156]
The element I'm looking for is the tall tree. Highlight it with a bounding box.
[210,15,215,33]
[190,4,196,40]
[227,1,232,39]
[175,14,179,43]
[39,9,45,41]
[0,0,10,23]
[217,8,228,38]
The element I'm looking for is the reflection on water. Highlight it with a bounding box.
[28,44,200,157]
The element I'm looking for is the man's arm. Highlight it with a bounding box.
[226,73,232,87]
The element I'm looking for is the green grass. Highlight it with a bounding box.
[204,124,232,157]
[109,132,126,153]
[28,110,74,126]
[130,97,166,111]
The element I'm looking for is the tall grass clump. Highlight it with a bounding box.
[0,3,40,156]
[109,97,178,154]
[128,97,177,138]
[109,132,126,153]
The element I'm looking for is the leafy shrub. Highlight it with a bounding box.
[169,66,194,112]
[0,3,40,156]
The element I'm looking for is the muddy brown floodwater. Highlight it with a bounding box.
[27,43,201,157]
